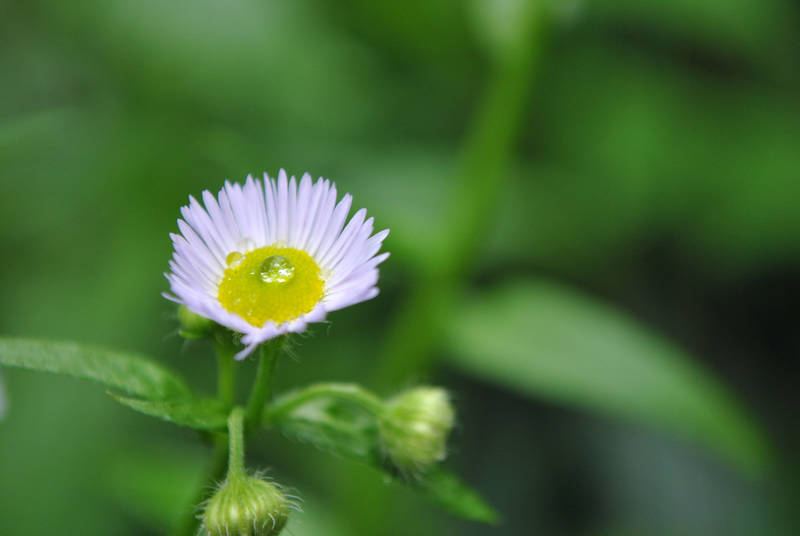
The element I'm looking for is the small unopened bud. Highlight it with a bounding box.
[177,305,216,339]
[379,387,455,474]
[202,474,290,536]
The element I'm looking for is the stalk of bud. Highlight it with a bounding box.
[202,407,292,535]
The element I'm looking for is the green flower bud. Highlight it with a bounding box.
[379,386,455,474]
[177,305,216,339]
[202,473,291,536]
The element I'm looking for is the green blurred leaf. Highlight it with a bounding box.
[0,373,6,420]
[445,280,770,475]
[270,392,498,523]
[590,0,797,72]
[272,396,382,464]
[110,394,228,430]
[0,338,189,400]
[530,43,800,275]
[416,468,500,524]
[105,446,207,532]
[469,0,540,61]
[282,496,350,536]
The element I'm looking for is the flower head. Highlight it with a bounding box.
[202,473,293,536]
[379,387,455,474]
[165,170,389,358]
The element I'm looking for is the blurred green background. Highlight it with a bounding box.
[1,1,799,534]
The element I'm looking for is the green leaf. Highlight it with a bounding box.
[0,337,189,400]
[269,391,499,524]
[415,468,500,524]
[445,280,770,476]
[110,394,228,431]
[272,397,381,464]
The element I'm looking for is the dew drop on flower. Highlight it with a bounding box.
[226,251,244,268]
[259,255,295,284]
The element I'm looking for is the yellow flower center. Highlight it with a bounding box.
[217,245,324,327]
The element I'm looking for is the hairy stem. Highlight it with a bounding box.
[226,406,246,478]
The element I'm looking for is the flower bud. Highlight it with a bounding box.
[379,387,455,474]
[202,473,290,536]
[177,305,216,339]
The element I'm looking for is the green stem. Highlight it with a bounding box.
[215,341,236,408]
[352,5,550,535]
[173,338,239,536]
[245,336,285,429]
[226,406,246,478]
[372,3,549,390]
[265,382,385,425]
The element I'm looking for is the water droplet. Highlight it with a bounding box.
[238,237,256,252]
[226,251,244,267]
[259,255,295,284]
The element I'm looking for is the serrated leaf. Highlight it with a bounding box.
[110,394,228,430]
[445,280,770,476]
[416,468,500,524]
[0,337,189,400]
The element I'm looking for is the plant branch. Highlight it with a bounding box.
[214,341,236,409]
[372,2,550,390]
[245,336,285,430]
[226,406,246,478]
[265,382,385,425]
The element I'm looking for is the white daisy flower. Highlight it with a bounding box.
[165,170,389,359]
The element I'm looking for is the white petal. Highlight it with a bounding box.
[305,181,338,256]
[324,284,380,311]
[202,190,236,251]
[319,208,368,269]
[292,173,314,248]
[325,216,375,277]
[181,196,226,264]
[313,193,352,260]
[244,175,268,245]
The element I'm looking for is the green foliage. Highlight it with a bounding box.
[446,280,770,475]
[105,447,207,532]
[0,338,189,400]
[1,0,797,534]
[110,394,228,430]
[272,396,382,464]
[0,338,234,431]
[417,468,500,524]
[267,385,498,524]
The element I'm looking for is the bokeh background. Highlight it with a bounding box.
[1,1,799,535]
